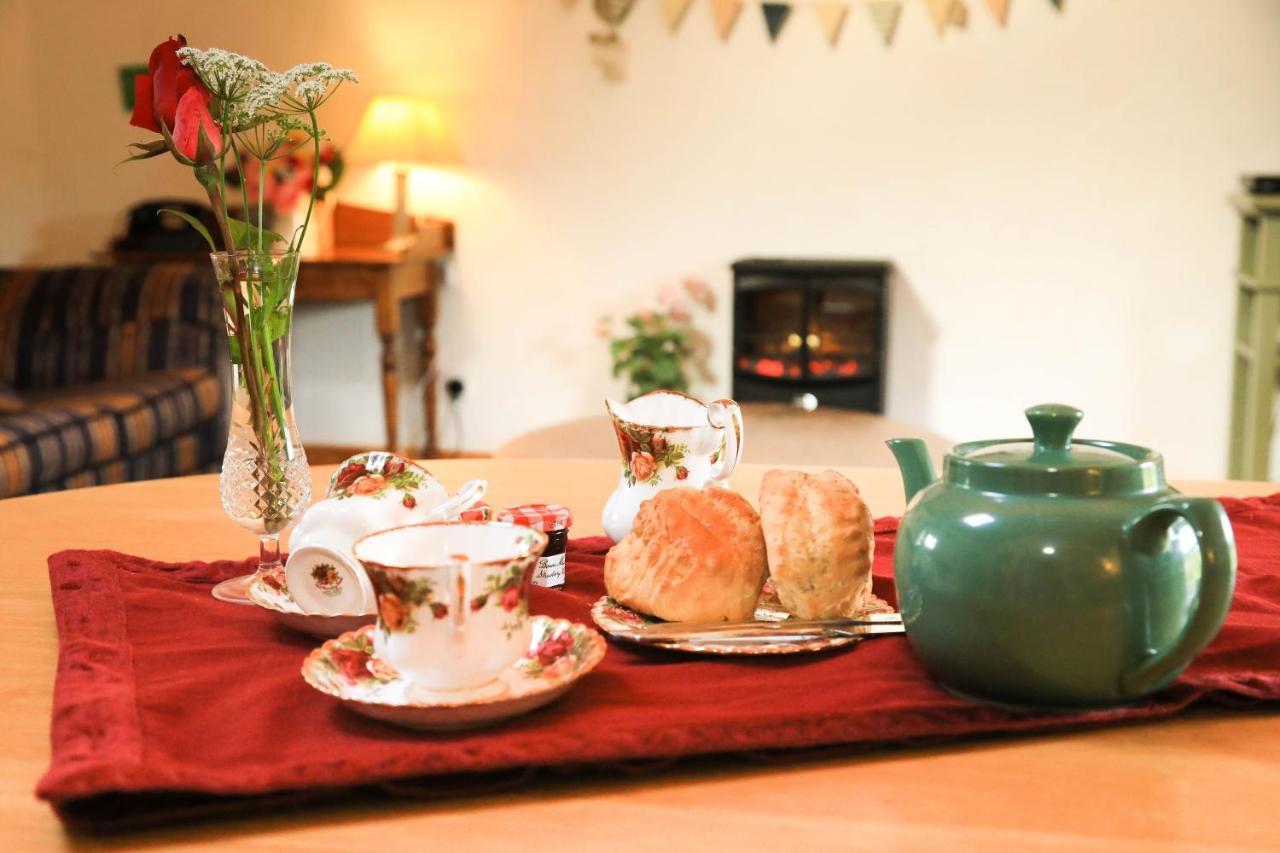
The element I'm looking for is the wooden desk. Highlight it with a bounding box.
[3,460,1279,849]
[296,224,453,457]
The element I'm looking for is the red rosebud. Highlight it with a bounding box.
[471,594,487,612]
[675,466,689,481]
[430,602,449,619]
[171,85,222,162]
[501,587,521,612]
[402,493,416,509]
[130,35,205,135]
[651,434,667,454]
[383,458,406,476]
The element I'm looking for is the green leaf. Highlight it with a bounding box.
[227,217,286,250]
[159,208,217,253]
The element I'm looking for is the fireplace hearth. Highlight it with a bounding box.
[731,259,889,412]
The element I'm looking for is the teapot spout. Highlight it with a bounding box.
[886,438,938,504]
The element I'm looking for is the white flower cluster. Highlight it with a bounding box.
[282,62,359,109]
[177,47,267,100]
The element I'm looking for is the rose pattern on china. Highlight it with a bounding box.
[329,453,429,504]
[368,561,528,636]
[311,562,342,596]
[615,424,689,487]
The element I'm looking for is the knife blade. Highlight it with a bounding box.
[615,619,905,646]
[618,612,903,642]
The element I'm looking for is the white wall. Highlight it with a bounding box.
[5,0,1279,476]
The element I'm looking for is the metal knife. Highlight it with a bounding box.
[615,616,905,646]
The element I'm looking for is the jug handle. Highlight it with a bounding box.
[707,399,744,486]
[1118,496,1237,698]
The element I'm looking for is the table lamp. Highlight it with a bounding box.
[348,95,460,247]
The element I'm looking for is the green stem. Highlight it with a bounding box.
[290,108,323,255]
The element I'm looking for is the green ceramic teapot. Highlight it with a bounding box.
[886,404,1236,709]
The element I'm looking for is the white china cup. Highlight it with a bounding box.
[353,521,549,693]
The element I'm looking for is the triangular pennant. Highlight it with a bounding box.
[865,2,902,45]
[984,0,1010,26]
[761,3,792,42]
[709,0,744,41]
[813,2,849,47]
[1048,0,1064,10]
[925,0,957,34]
[950,0,968,29]
[660,0,694,33]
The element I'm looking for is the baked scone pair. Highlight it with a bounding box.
[603,470,874,622]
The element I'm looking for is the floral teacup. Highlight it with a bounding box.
[285,452,484,616]
[353,522,548,693]
[601,391,744,542]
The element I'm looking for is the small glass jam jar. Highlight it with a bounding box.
[492,504,573,588]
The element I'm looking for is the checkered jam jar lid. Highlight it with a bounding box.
[492,503,574,533]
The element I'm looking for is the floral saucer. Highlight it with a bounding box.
[591,584,895,656]
[246,566,374,639]
[302,616,606,731]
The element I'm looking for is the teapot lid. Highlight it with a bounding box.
[945,404,1164,495]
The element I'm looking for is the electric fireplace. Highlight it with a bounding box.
[731,259,890,411]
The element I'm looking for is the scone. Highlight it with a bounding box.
[604,487,768,622]
[758,469,874,619]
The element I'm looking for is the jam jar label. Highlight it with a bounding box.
[533,552,566,588]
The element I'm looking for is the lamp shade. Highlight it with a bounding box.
[348,96,461,168]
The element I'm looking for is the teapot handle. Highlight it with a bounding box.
[1118,497,1236,698]
[707,399,744,486]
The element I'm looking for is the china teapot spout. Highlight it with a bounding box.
[886,438,937,504]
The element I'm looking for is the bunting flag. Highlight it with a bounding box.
[984,0,1010,26]
[865,1,902,45]
[812,2,850,47]
[761,3,793,42]
[709,0,744,41]
[660,0,695,33]
[925,0,957,34]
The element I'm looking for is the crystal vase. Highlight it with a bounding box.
[210,250,312,603]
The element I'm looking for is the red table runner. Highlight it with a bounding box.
[38,495,1280,830]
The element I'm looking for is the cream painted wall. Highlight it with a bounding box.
[4,0,1279,477]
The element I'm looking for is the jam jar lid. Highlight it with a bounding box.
[945,403,1165,496]
[493,503,574,532]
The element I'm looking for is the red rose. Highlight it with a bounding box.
[171,85,221,162]
[651,434,667,454]
[630,451,656,482]
[402,493,416,509]
[383,458,406,476]
[335,462,367,491]
[378,593,407,631]
[501,587,521,612]
[430,602,449,619]
[676,466,689,481]
[329,648,370,683]
[130,36,222,161]
[351,474,386,495]
[535,633,571,666]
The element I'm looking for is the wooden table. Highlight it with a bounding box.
[296,229,452,458]
[4,460,1280,849]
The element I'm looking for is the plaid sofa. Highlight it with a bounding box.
[0,263,229,499]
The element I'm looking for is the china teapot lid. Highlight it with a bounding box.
[946,404,1164,495]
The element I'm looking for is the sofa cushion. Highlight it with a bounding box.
[0,367,224,498]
